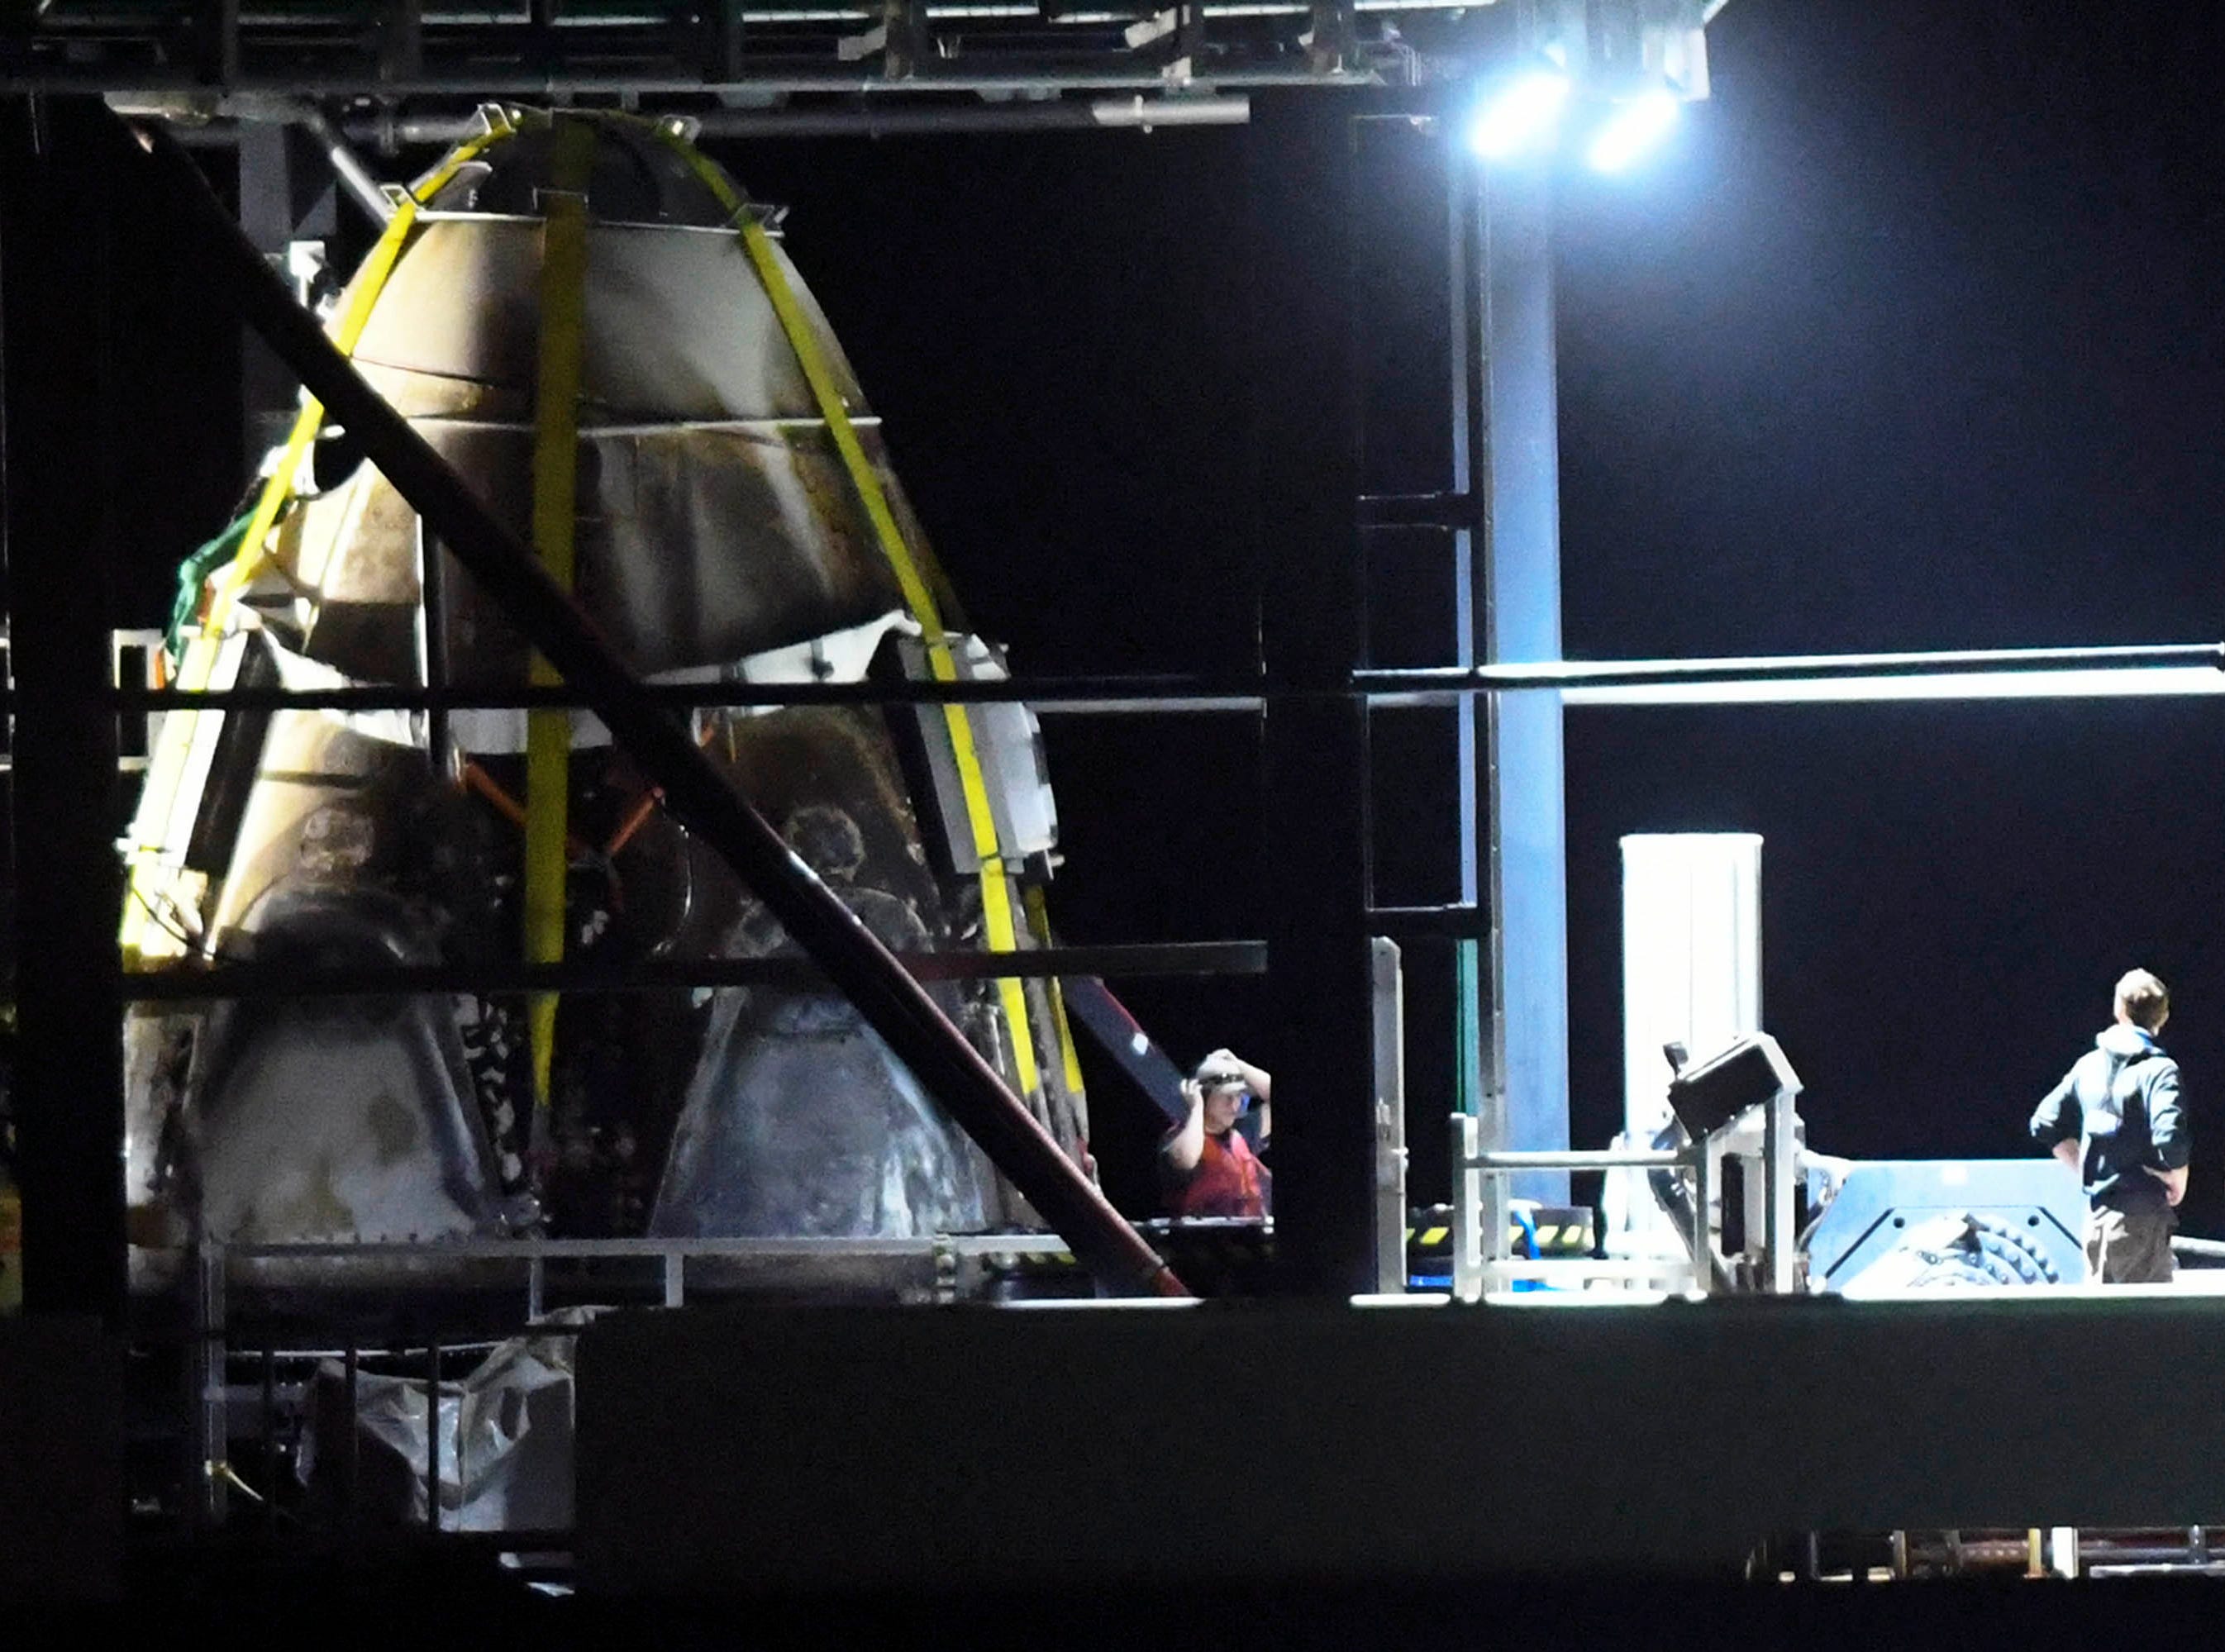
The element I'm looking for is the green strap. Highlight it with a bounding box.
[166,512,253,657]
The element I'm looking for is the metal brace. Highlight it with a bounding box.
[1123,7,1179,49]
[837,21,889,61]
[1301,0,1356,73]
[377,0,424,82]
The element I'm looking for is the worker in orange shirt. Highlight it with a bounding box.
[1160,1049,1273,1219]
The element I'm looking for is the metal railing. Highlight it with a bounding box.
[174,1230,1089,1539]
[1447,1075,1803,1303]
[1447,1121,1708,1302]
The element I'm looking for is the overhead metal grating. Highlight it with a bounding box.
[4,0,1722,116]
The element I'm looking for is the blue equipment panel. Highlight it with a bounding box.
[1806,1159,2087,1291]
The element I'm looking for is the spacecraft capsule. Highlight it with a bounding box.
[120,110,1090,1285]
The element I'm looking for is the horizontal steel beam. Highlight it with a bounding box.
[1467,1148,1689,1170]
[1365,902,1489,940]
[212,1233,1081,1260]
[1360,641,2225,702]
[70,641,2225,722]
[121,942,1268,1001]
[1481,1257,1683,1279]
[15,64,1380,97]
[1357,489,1474,531]
[341,93,1252,144]
[112,675,1265,713]
[34,1,1484,25]
[121,91,1255,145]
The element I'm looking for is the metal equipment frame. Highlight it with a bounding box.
[1446,1074,1798,1301]
[5,0,1468,102]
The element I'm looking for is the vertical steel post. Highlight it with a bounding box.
[1251,89,1378,1295]
[259,1343,277,1531]
[1740,1148,1765,1277]
[379,0,425,82]
[2,96,128,1325]
[1369,937,1408,1294]
[455,1345,468,1517]
[417,520,453,776]
[1468,145,1571,1205]
[1690,1140,1717,1298]
[193,1244,228,1526]
[425,1340,441,1532]
[2051,1527,2079,1579]
[201,0,243,85]
[700,0,746,81]
[1450,1112,1481,1302]
[1446,120,1498,1266]
[341,1340,361,1524]
[1444,116,1480,893]
[236,118,336,470]
[1765,1088,1797,1293]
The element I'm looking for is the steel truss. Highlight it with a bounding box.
[7,0,1487,106]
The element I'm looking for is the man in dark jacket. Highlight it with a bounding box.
[2031,969,2189,1283]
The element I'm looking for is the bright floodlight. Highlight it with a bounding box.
[1467,70,1571,161]
[1587,88,1679,174]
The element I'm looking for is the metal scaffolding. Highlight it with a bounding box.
[4,0,1475,101]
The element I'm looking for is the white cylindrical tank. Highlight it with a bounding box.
[1608,833,1762,1254]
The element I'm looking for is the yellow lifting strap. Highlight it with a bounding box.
[1023,883,1089,1101]
[652,127,1046,1098]
[122,119,515,963]
[522,114,598,1113]
[204,118,515,636]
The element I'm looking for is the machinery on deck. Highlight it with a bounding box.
[1454,1028,2088,1300]
[1441,833,2091,1302]
[1803,1158,2082,1295]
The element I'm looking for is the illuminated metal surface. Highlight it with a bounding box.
[1474,148,1570,1202]
[10,0,1731,125]
[1565,664,2225,705]
[1361,641,2225,704]
[1806,1159,2087,1293]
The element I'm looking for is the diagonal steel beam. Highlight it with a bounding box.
[117,112,1187,1299]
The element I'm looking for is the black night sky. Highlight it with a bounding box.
[738,0,2225,1226]
[58,0,2225,1228]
